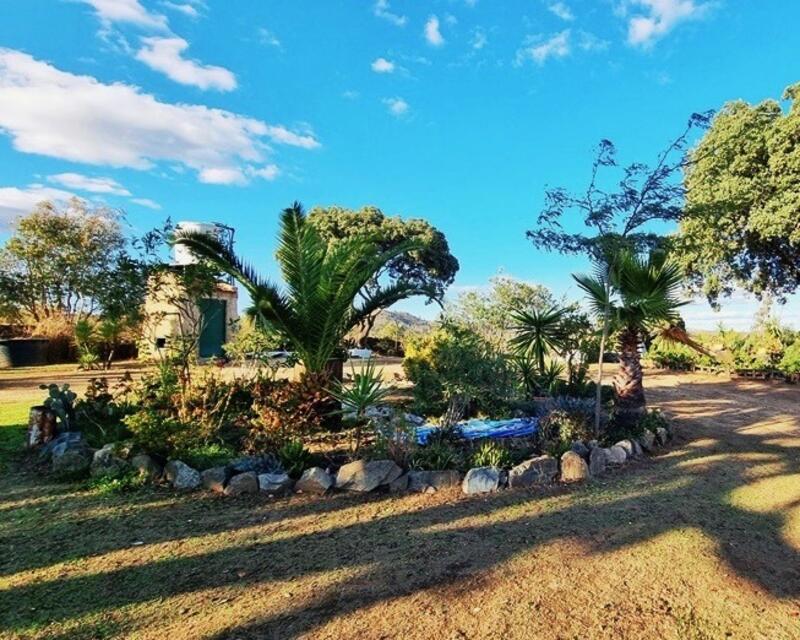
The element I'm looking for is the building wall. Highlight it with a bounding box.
[141,270,238,359]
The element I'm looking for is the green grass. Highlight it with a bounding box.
[0,400,30,472]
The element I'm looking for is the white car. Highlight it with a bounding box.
[348,348,373,359]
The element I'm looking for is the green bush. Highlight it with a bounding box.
[74,377,135,448]
[369,416,417,469]
[411,440,463,471]
[123,409,193,458]
[538,398,594,457]
[179,443,236,470]
[470,440,512,468]
[779,341,800,375]
[277,439,313,478]
[86,469,148,494]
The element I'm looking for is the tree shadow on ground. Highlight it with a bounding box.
[1,373,799,638]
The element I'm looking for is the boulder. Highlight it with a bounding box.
[404,413,425,426]
[201,466,229,493]
[407,469,462,492]
[335,459,403,492]
[606,445,628,465]
[508,455,558,488]
[258,472,294,496]
[131,454,162,482]
[39,431,85,463]
[51,440,93,477]
[164,460,201,490]
[462,466,505,495]
[388,473,409,492]
[589,447,607,476]
[224,471,259,497]
[631,439,643,457]
[295,467,333,494]
[365,405,394,421]
[639,430,657,452]
[656,426,670,446]
[90,444,130,478]
[615,439,637,459]
[560,451,590,483]
[570,441,590,461]
[227,455,282,476]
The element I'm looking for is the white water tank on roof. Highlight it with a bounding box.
[173,221,221,265]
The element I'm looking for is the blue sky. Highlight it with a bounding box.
[0,0,798,329]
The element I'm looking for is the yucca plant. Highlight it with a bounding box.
[573,250,699,425]
[510,305,568,374]
[328,359,392,452]
[174,202,433,375]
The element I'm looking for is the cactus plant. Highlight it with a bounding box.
[39,383,77,431]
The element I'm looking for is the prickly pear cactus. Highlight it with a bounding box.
[39,383,77,431]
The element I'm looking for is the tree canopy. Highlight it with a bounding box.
[675,84,800,305]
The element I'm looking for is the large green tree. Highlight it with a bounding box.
[307,205,459,338]
[175,202,432,374]
[676,84,800,305]
[0,199,146,324]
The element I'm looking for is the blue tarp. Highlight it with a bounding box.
[416,417,538,445]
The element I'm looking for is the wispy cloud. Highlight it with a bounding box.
[257,27,281,48]
[424,15,445,46]
[373,0,407,27]
[516,30,571,65]
[0,184,78,227]
[471,27,488,50]
[624,0,709,47]
[48,172,131,196]
[371,57,395,73]
[135,36,237,91]
[548,2,574,21]
[79,0,168,31]
[130,197,161,209]
[160,1,205,19]
[0,48,319,185]
[383,96,409,117]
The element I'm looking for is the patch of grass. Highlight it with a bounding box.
[0,399,30,472]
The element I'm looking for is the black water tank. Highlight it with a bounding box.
[0,338,50,368]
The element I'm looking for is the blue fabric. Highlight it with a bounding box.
[416,417,538,445]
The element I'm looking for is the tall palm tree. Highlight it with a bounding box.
[174,202,433,375]
[573,251,697,426]
[510,305,568,374]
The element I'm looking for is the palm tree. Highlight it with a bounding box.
[510,305,568,374]
[573,251,698,426]
[174,202,433,375]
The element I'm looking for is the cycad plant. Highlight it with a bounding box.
[174,202,431,375]
[573,250,697,426]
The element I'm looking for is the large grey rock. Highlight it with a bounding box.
[656,426,670,446]
[560,451,590,483]
[570,441,590,461]
[388,473,409,492]
[404,413,425,426]
[90,444,130,478]
[639,430,657,452]
[51,440,93,477]
[508,455,558,488]
[164,460,201,490]
[258,472,294,496]
[615,439,637,459]
[39,431,85,463]
[407,469,462,492]
[631,439,643,457]
[336,459,403,492]
[224,471,259,497]
[131,454,162,482]
[462,466,505,495]
[295,467,333,494]
[365,405,394,420]
[606,445,628,465]
[227,455,281,476]
[202,466,229,493]
[589,447,607,476]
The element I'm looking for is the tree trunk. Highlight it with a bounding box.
[593,276,612,437]
[613,326,646,427]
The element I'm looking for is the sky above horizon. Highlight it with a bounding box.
[0,0,798,330]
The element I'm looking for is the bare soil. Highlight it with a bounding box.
[1,369,799,639]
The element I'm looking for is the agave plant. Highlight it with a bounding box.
[573,250,699,425]
[174,202,433,374]
[328,359,392,451]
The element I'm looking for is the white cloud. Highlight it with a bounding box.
[548,2,574,21]
[626,0,707,46]
[130,197,161,209]
[199,167,246,185]
[578,30,610,52]
[371,57,395,73]
[471,28,488,50]
[424,15,445,47]
[373,0,407,27]
[257,27,281,48]
[516,30,571,65]
[48,172,131,196]
[247,164,280,181]
[0,49,319,185]
[383,97,409,117]
[0,185,79,226]
[79,0,168,31]
[342,89,360,100]
[160,1,203,19]
[135,36,237,91]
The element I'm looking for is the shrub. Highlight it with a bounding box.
[179,443,236,470]
[369,416,417,468]
[411,440,463,471]
[404,322,512,422]
[123,409,193,458]
[638,408,669,434]
[86,469,148,494]
[328,359,391,451]
[277,439,313,478]
[74,377,135,448]
[780,341,800,375]
[538,397,594,457]
[470,440,513,468]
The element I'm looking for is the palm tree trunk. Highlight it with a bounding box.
[613,326,646,427]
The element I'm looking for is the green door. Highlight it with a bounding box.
[198,298,226,358]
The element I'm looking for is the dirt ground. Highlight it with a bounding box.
[1,369,799,639]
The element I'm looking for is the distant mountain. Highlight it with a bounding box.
[372,309,431,332]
